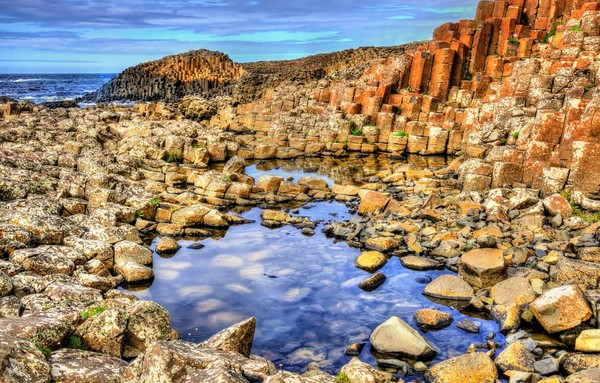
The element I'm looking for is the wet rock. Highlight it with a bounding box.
[123,300,172,358]
[49,348,128,383]
[414,309,453,330]
[458,248,506,288]
[341,357,395,383]
[114,240,153,266]
[530,285,592,333]
[575,329,600,352]
[345,343,365,356]
[400,255,442,270]
[203,209,230,228]
[358,272,386,291]
[565,368,600,383]
[495,342,535,373]
[155,237,180,254]
[0,313,70,348]
[370,316,437,359]
[0,334,50,383]
[563,354,600,374]
[357,191,390,214]
[456,319,480,334]
[120,340,275,383]
[355,251,387,272]
[202,317,256,358]
[491,303,522,332]
[424,352,497,383]
[76,306,127,357]
[423,275,474,301]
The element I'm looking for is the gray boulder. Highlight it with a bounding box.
[370,316,437,359]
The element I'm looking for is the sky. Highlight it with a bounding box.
[0,0,479,74]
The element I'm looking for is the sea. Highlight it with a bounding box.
[0,73,115,104]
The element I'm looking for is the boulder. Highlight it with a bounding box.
[0,313,70,349]
[365,237,399,252]
[49,348,128,383]
[543,194,573,218]
[563,354,600,374]
[414,309,453,329]
[114,241,153,266]
[123,300,172,358]
[565,368,600,383]
[458,248,506,288]
[423,275,474,301]
[494,342,535,373]
[530,285,592,333]
[155,237,180,254]
[76,307,127,357]
[0,224,32,254]
[0,270,12,297]
[171,204,211,226]
[0,334,50,383]
[341,357,395,383]
[298,177,329,191]
[10,246,86,276]
[222,156,247,176]
[489,277,536,308]
[115,262,154,283]
[355,251,387,272]
[369,316,437,359]
[202,317,256,358]
[550,258,600,289]
[424,352,498,383]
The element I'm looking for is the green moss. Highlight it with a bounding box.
[350,128,365,136]
[68,335,86,350]
[508,37,519,44]
[464,73,472,81]
[543,30,556,43]
[81,305,107,320]
[36,343,52,356]
[562,190,600,223]
[513,131,520,140]
[335,372,351,383]
[570,25,582,32]
[393,131,408,138]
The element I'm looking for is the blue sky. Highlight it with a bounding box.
[0,0,479,73]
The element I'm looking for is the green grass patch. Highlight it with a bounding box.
[350,128,365,136]
[68,335,86,350]
[543,30,556,43]
[561,190,600,223]
[570,25,582,32]
[150,197,161,207]
[335,372,350,383]
[81,305,108,320]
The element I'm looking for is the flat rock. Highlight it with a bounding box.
[549,258,600,290]
[456,319,480,334]
[530,285,592,333]
[369,316,437,359]
[355,251,387,272]
[458,248,506,288]
[414,309,453,329]
[575,329,600,352]
[0,313,70,349]
[358,191,390,215]
[114,240,153,266]
[489,277,536,308]
[365,237,398,252]
[155,237,180,254]
[170,204,210,226]
[424,352,498,383]
[423,275,474,301]
[115,262,154,283]
[563,353,600,374]
[202,317,256,358]
[49,348,128,383]
[494,342,535,373]
[400,256,442,271]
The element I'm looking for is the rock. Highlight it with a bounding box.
[170,204,210,226]
[298,177,329,191]
[260,210,290,222]
[115,262,154,283]
[0,313,70,349]
[543,194,573,218]
[424,352,498,383]
[341,357,395,383]
[369,316,437,359]
[44,282,103,307]
[202,209,230,228]
[456,319,480,334]
[575,329,600,352]
[358,272,386,291]
[120,339,275,382]
[491,303,522,332]
[345,343,365,356]
[565,368,600,383]
[0,334,50,383]
[114,241,153,266]
[550,258,600,290]
[458,248,506,288]
[123,300,172,358]
[0,270,12,297]
[423,275,474,301]
[414,309,453,329]
[563,354,600,374]
[0,296,21,318]
[0,224,32,254]
[202,317,256,358]
[49,348,128,383]
[530,285,592,333]
[358,191,390,214]
[255,175,283,194]
[489,277,536,308]
[63,236,114,269]
[365,237,398,252]
[495,342,535,373]
[534,355,560,376]
[155,237,180,254]
[222,156,247,175]
[10,246,86,276]
[400,256,442,270]
[355,251,387,272]
[76,307,127,357]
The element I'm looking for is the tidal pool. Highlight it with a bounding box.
[124,193,503,376]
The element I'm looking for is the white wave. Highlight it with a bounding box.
[11,78,42,83]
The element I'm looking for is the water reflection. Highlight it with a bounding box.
[124,201,502,375]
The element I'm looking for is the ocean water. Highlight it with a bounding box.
[0,73,114,104]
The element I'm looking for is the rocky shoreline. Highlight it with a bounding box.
[1,0,600,382]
